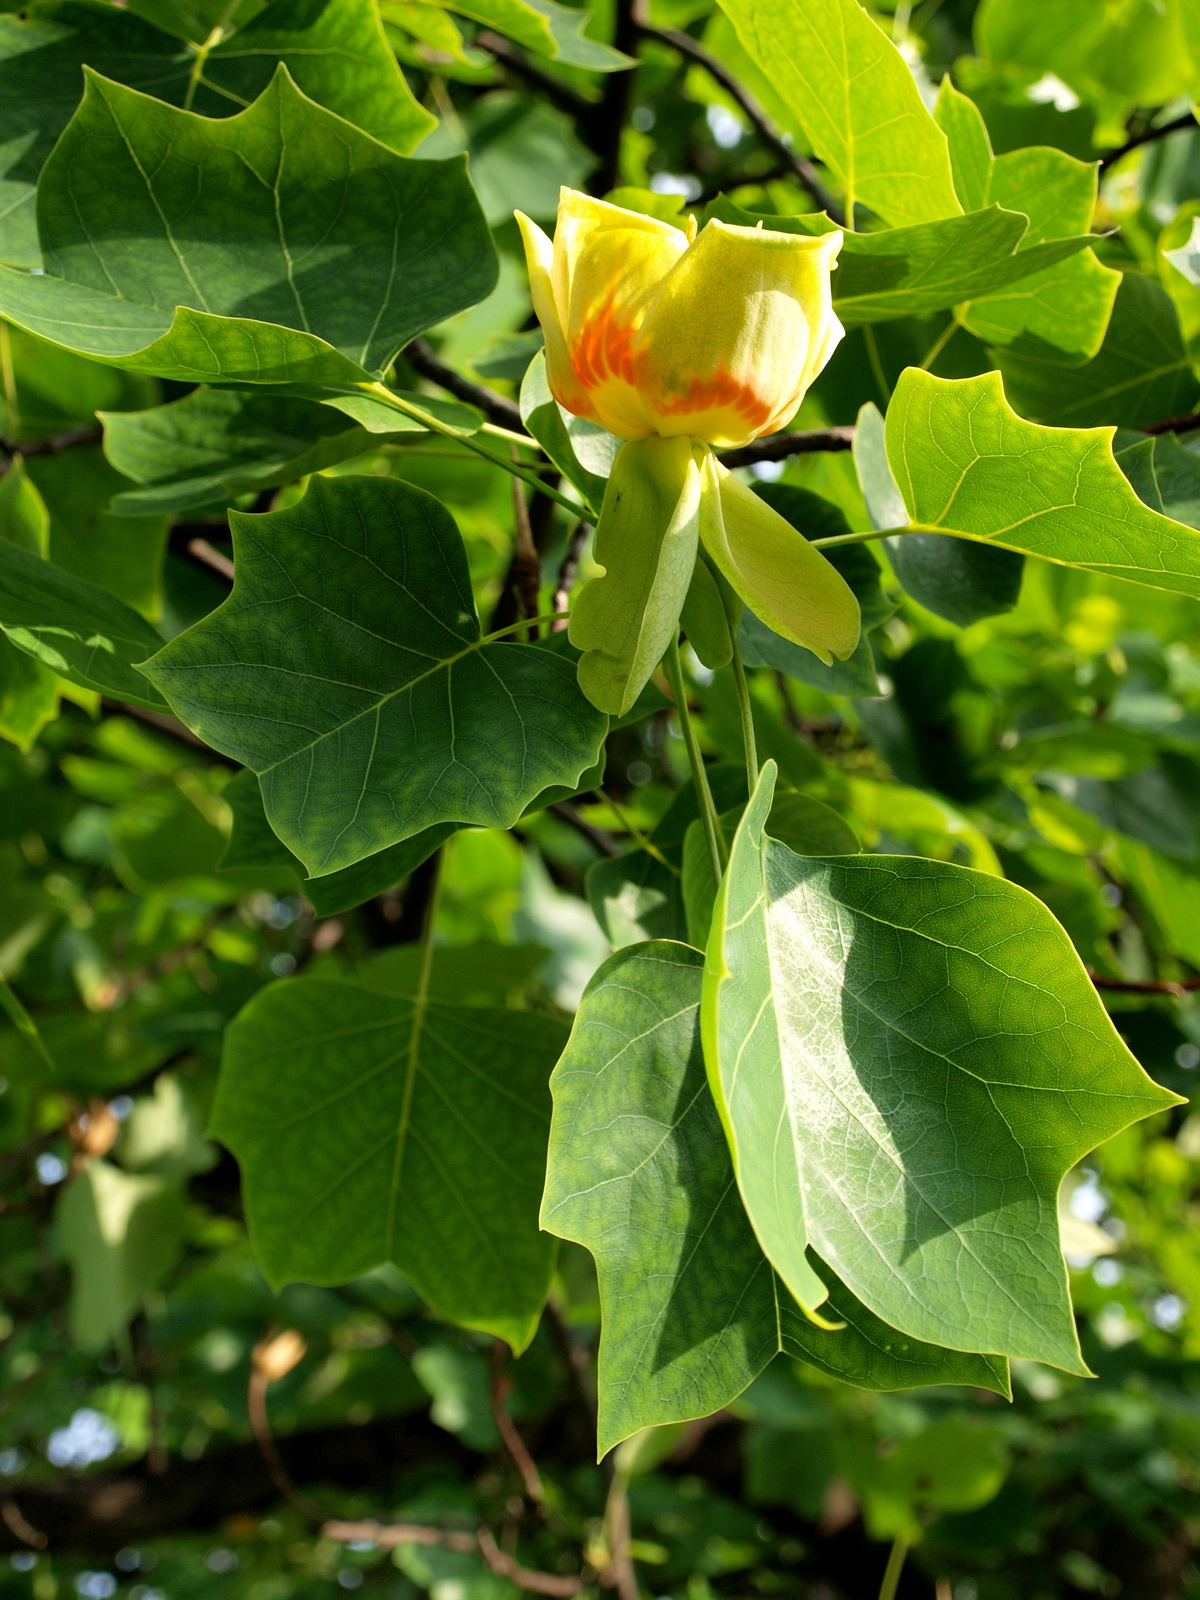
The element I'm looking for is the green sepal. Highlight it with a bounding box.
[569,436,703,716]
[680,546,741,671]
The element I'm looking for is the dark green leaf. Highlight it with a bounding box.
[0,537,167,708]
[215,977,565,1349]
[0,67,496,382]
[102,388,387,516]
[999,272,1198,429]
[142,475,608,876]
[1117,433,1200,529]
[542,942,1009,1455]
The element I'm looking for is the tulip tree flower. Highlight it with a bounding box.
[517,188,861,715]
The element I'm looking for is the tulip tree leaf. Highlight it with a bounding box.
[214,976,565,1351]
[218,768,457,917]
[437,0,633,69]
[886,368,1200,598]
[715,0,961,228]
[962,145,1119,361]
[0,537,168,710]
[542,942,1010,1456]
[855,401,1025,627]
[0,67,496,383]
[102,388,387,516]
[140,474,608,877]
[998,272,1198,430]
[0,0,435,271]
[1117,433,1200,529]
[706,198,1095,326]
[703,763,1180,1373]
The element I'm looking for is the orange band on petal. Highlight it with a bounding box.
[642,366,776,433]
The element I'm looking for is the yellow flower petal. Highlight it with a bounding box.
[554,190,689,440]
[634,221,845,449]
[569,435,703,714]
[515,210,597,424]
[698,454,860,663]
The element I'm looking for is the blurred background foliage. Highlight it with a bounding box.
[5,0,1200,1593]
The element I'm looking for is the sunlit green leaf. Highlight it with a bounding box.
[886,368,1200,597]
[715,0,960,227]
[542,942,1009,1455]
[703,763,1179,1372]
[0,67,496,382]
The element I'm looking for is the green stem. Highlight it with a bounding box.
[414,848,447,1015]
[483,613,564,643]
[600,789,681,877]
[811,525,913,550]
[664,638,726,882]
[919,310,964,373]
[0,975,55,1074]
[730,634,758,787]
[877,1536,910,1600]
[359,382,586,518]
[862,325,891,406]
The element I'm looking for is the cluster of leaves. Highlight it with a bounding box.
[4,0,1200,1592]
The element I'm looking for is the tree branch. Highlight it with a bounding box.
[635,22,844,224]
[588,0,640,194]
[323,1520,584,1596]
[718,425,855,468]
[1145,410,1200,437]
[0,423,102,478]
[549,800,621,857]
[1087,968,1200,999]
[1099,111,1196,171]
[405,338,526,434]
[476,31,596,123]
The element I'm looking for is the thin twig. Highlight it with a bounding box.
[636,22,844,223]
[490,1343,544,1504]
[696,161,786,205]
[0,422,102,478]
[552,520,590,629]
[717,425,855,468]
[322,1520,584,1596]
[1100,111,1196,170]
[99,701,238,763]
[1087,968,1200,998]
[185,536,235,582]
[0,1501,46,1550]
[550,800,621,857]
[477,31,596,123]
[1145,410,1200,436]
[246,1333,324,1524]
[510,454,542,639]
[405,338,526,434]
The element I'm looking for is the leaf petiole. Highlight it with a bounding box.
[664,637,726,884]
[810,525,912,550]
[730,632,759,785]
[358,382,583,517]
[877,1536,910,1600]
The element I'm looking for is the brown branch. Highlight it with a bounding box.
[1145,411,1200,437]
[549,800,621,857]
[1,1502,46,1551]
[99,701,238,765]
[323,1520,584,1596]
[1100,111,1196,170]
[0,423,102,478]
[476,31,596,124]
[405,338,526,434]
[490,1342,544,1504]
[1087,968,1200,999]
[588,0,640,194]
[697,162,786,205]
[636,22,844,224]
[718,425,856,468]
[246,1333,325,1524]
[185,537,235,582]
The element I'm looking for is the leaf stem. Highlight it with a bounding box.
[919,311,965,373]
[482,613,565,643]
[664,638,726,883]
[877,1536,910,1600]
[359,383,582,517]
[810,525,912,550]
[0,975,55,1074]
[730,634,758,786]
[600,789,681,877]
[863,326,891,405]
[415,848,446,1016]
